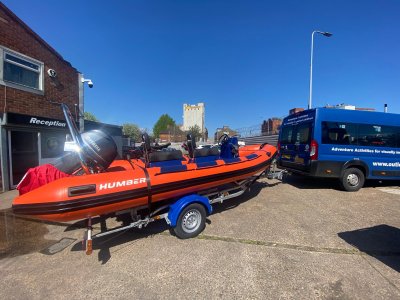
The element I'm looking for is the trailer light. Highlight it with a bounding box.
[325,169,332,174]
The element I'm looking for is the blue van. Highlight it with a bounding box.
[277,108,400,191]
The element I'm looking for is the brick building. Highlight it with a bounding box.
[0,3,81,190]
[214,126,237,143]
[159,131,186,143]
[261,118,282,136]
[289,108,304,115]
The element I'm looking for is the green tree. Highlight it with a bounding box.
[122,123,141,142]
[187,124,201,141]
[84,111,99,122]
[153,114,176,138]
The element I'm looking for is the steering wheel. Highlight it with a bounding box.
[218,134,229,146]
[61,104,92,174]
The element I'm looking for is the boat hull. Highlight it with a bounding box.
[12,145,276,222]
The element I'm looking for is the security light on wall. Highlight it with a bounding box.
[47,68,57,78]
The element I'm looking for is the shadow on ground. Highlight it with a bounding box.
[338,224,400,272]
[366,180,400,189]
[282,174,340,190]
[70,180,276,264]
[0,209,57,259]
[71,216,170,264]
[282,174,399,191]
[211,180,275,214]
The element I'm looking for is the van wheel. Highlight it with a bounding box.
[173,203,206,239]
[340,168,365,192]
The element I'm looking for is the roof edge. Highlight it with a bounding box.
[0,2,77,71]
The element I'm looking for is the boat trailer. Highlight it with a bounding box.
[266,158,287,180]
[83,177,257,255]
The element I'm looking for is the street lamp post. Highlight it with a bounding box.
[308,30,332,110]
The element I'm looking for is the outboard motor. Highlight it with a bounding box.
[53,130,117,175]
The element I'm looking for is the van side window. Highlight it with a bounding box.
[358,125,397,147]
[321,122,356,145]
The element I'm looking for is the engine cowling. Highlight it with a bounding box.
[52,130,117,174]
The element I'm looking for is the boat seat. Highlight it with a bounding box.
[187,133,220,160]
[149,150,183,162]
[193,147,219,158]
[141,133,185,167]
[148,151,184,168]
[192,147,220,164]
[149,150,184,167]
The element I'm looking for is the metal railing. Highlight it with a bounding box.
[239,134,279,146]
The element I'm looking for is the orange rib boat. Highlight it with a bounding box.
[13,145,275,222]
[12,104,276,247]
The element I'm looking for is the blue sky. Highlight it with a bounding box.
[4,0,400,135]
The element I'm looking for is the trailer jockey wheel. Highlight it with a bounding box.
[174,203,206,239]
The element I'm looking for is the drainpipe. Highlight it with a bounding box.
[78,73,84,133]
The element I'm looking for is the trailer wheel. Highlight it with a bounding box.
[173,203,206,239]
[340,168,365,192]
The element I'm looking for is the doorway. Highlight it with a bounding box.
[9,130,39,187]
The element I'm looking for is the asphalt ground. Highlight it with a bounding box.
[1,175,400,299]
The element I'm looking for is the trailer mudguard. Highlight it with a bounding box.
[167,194,212,227]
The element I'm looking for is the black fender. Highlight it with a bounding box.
[342,160,369,178]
